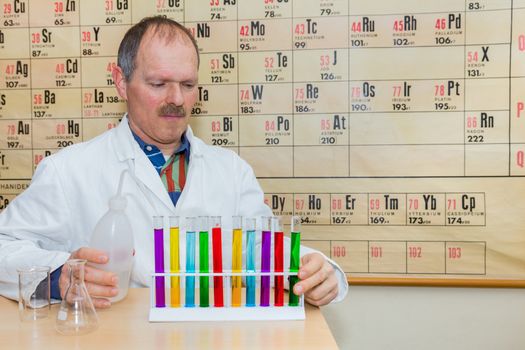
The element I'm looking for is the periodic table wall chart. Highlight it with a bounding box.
[1,0,524,285]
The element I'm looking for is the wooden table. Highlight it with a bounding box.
[0,288,338,349]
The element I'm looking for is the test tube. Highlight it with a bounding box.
[199,216,210,307]
[260,216,272,307]
[231,216,243,307]
[211,216,224,307]
[273,216,284,307]
[169,216,180,307]
[185,217,196,307]
[245,217,257,307]
[289,216,301,306]
[153,216,165,308]
[224,273,232,308]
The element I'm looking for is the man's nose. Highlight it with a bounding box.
[166,84,184,106]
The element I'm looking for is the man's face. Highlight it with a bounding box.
[114,30,199,154]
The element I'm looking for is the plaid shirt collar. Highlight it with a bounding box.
[131,130,190,173]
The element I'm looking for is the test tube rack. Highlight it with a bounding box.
[148,271,305,322]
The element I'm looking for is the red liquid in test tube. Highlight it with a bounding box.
[273,216,284,306]
[211,216,224,307]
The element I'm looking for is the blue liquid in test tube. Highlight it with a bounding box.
[185,217,196,307]
[245,217,256,307]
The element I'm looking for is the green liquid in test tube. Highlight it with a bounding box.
[199,216,209,307]
[289,216,301,306]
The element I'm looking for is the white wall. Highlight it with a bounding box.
[322,285,525,350]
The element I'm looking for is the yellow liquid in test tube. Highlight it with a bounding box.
[170,226,180,307]
[232,228,242,307]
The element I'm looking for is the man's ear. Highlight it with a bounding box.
[112,66,128,100]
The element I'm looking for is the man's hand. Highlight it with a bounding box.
[293,252,338,306]
[59,247,118,309]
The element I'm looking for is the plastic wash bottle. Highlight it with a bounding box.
[89,172,134,303]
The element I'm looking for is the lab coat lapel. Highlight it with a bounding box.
[133,152,175,212]
[112,115,175,213]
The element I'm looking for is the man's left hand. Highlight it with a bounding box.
[293,252,338,306]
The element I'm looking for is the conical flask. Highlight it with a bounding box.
[56,259,99,335]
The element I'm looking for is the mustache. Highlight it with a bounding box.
[158,104,186,116]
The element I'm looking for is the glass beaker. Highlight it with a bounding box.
[17,266,51,321]
[56,259,99,335]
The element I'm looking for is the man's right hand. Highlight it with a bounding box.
[59,247,119,309]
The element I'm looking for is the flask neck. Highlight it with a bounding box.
[66,258,86,286]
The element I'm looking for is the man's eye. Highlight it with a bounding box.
[150,83,164,87]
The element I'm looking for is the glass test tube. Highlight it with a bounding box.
[289,216,301,306]
[185,217,196,307]
[231,216,243,307]
[211,216,224,307]
[224,271,232,308]
[245,217,257,307]
[199,216,210,307]
[260,216,272,307]
[273,216,284,307]
[153,216,165,308]
[169,216,180,307]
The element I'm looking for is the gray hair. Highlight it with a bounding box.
[117,16,200,81]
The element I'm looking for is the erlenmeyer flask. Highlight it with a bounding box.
[56,259,99,335]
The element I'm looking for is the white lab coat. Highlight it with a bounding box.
[0,116,348,302]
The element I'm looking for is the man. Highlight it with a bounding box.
[0,17,347,308]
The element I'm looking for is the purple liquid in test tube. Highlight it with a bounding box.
[260,216,272,307]
[153,216,165,307]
